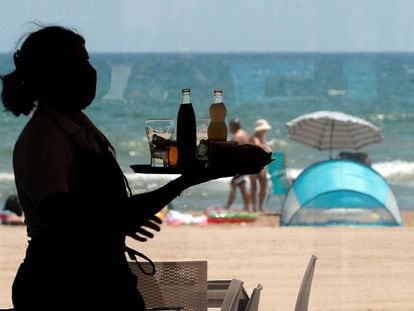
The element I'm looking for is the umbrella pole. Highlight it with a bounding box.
[329,121,334,159]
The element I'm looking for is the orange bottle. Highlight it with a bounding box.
[168,142,178,167]
[207,88,227,141]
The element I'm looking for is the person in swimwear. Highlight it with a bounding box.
[249,119,272,213]
[223,118,252,211]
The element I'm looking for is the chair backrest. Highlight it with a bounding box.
[207,279,249,310]
[219,279,246,311]
[245,283,263,311]
[128,260,208,311]
[268,152,291,196]
[294,255,318,311]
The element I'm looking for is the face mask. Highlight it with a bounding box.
[66,61,97,111]
[40,59,97,112]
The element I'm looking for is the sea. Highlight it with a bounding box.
[1,52,414,212]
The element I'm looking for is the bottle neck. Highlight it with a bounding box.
[213,95,223,104]
[181,94,191,104]
[181,89,191,104]
[213,89,223,104]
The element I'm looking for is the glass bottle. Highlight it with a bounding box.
[207,88,227,141]
[176,88,196,171]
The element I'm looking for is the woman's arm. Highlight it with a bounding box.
[127,170,223,217]
[122,172,222,236]
[125,170,226,220]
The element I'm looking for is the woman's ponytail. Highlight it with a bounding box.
[1,68,36,117]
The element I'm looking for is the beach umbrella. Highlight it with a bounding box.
[286,110,383,158]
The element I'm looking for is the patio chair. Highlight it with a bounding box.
[294,255,318,311]
[245,283,263,311]
[207,279,249,311]
[267,152,291,213]
[128,260,208,311]
[219,279,248,311]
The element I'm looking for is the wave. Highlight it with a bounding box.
[0,171,232,184]
[124,172,232,187]
[0,173,15,181]
[372,160,414,182]
[287,160,414,183]
[327,89,347,96]
[1,160,414,185]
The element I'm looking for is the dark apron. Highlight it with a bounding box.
[12,131,147,310]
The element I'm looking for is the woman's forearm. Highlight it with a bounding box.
[125,168,229,221]
[126,176,190,218]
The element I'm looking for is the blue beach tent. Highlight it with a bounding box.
[281,160,402,226]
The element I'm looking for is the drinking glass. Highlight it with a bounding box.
[145,118,175,167]
[196,118,210,161]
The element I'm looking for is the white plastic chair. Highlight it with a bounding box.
[294,255,318,311]
[207,279,249,311]
[219,279,246,311]
[244,283,263,311]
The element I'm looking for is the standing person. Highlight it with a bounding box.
[0,25,229,310]
[223,118,251,211]
[249,119,272,213]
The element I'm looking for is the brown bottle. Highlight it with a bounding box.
[207,88,227,141]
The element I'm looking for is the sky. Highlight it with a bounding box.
[1,0,414,53]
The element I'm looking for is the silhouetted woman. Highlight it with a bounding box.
[1,25,224,310]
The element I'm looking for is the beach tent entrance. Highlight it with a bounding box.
[281,160,402,226]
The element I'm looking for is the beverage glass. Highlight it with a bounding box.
[196,118,210,161]
[145,118,175,167]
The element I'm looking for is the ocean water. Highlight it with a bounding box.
[1,52,414,212]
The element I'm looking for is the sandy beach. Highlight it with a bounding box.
[1,211,414,310]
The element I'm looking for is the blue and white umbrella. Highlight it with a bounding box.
[286,110,383,158]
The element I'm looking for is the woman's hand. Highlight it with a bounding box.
[126,214,162,242]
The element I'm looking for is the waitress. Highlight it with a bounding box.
[1,25,227,310]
